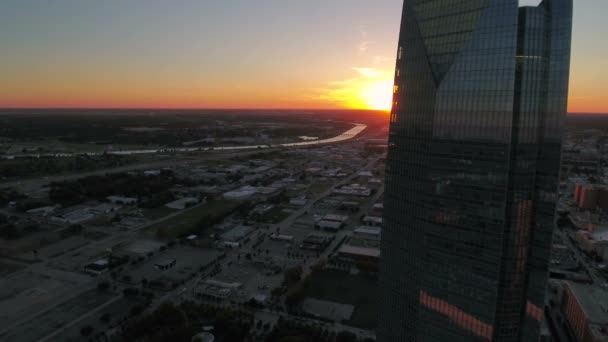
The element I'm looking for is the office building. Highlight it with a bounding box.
[379,1,573,341]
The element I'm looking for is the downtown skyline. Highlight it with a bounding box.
[1,0,606,113]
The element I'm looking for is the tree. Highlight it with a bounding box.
[336,331,358,342]
[97,281,110,291]
[130,305,144,317]
[80,325,94,337]
[0,224,21,240]
[123,287,139,296]
[284,266,303,287]
[100,313,111,323]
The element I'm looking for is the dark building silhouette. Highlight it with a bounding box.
[379,1,572,341]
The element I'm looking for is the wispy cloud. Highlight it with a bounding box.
[357,25,374,53]
[359,41,374,53]
[353,67,382,78]
[373,55,393,65]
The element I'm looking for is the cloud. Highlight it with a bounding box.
[373,55,393,65]
[358,25,368,38]
[353,67,382,78]
[359,41,374,53]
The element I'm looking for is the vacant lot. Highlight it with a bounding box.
[0,289,116,342]
[145,200,244,238]
[255,205,292,224]
[301,269,377,329]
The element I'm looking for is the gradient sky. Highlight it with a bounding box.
[1,0,606,112]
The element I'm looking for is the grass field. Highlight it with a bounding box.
[145,199,243,239]
[301,269,378,329]
[141,207,178,221]
[305,181,333,196]
[255,205,292,224]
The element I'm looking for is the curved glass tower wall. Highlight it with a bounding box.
[378,1,572,341]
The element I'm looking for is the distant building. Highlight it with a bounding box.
[59,208,95,224]
[269,234,294,242]
[574,183,608,210]
[333,184,371,197]
[106,196,137,205]
[300,233,331,251]
[191,332,215,342]
[143,170,161,177]
[220,225,254,247]
[251,204,274,215]
[194,279,242,302]
[88,203,121,215]
[353,226,382,241]
[26,206,57,217]
[575,225,608,260]
[339,201,360,212]
[289,196,308,207]
[322,214,349,223]
[165,197,199,210]
[222,189,256,200]
[154,259,176,270]
[561,282,608,342]
[337,244,381,264]
[83,259,110,276]
[362,215,382,226]
[315,220,342,232]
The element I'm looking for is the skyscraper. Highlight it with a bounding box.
[379,1,572,341]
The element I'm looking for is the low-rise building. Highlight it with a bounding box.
[144,170,161,177]
[354,226,382,241]
[333,184,372,197]
[26,206,57,217]
[337,244,381,264]
[83,259,110,276]
[573,183,608,211]
[270,234,294,242]
[289,196,308,207]
[223,189,256,200]
[561,282,608,342]
[58,208,95,224]
[106,196,137,205]
[576,225,608,260]
[362,215,383,226]
[154,259,176,270]
[322,214,349,223]
[300,233,331,251]
[165,197,199,210]
[220,225,254,247]
[339,201,360,212]
[315,220,342,232]
[194,279,242,302]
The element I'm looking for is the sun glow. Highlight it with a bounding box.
[359,79,394,111]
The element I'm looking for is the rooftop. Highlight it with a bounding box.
[567,282,608,323]
[220,225,254,242]
[338,244,381,258]
[354,226,382,235]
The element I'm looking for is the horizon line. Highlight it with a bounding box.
[0,107,391,112]
[0,107,604,115]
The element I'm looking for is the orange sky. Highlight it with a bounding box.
[1,0,607,113]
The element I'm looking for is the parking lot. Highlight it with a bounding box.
[120,246,221,291]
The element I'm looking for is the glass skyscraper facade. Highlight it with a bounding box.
[378,1,572,341]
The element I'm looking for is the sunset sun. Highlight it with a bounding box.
[359,79,394,111]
